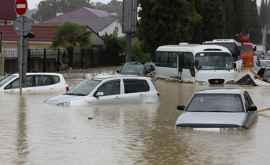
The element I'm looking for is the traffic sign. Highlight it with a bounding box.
[14,16,33,36]
[16,0,28,16]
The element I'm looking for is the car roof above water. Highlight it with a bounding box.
[156,44,231,55]
[93,74,151,81]
[11,72,64,77]
[195,88,244,95]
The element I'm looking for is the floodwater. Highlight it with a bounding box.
[1,80,270,165]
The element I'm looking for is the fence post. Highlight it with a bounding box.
[43,48,46,72]
[57,48,60,72]
[27,49,31,72]
[81,48,84,69]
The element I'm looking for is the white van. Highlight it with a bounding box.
[155,44,240,83]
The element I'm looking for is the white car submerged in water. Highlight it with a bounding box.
[176,88,258,129]
[45,74,160,106]
[0,73,68,94]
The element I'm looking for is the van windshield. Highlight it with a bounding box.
[204,42,240,60]
[195,52,233,70]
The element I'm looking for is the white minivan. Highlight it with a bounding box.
[0,73,68,94]
[155,44,241,83]
[45,74,160,106]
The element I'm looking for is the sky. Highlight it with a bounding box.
[29,0,262,9]
[29,0,112,9]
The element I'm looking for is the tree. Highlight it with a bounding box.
[103,33,126,65]
[52,22,91,67]
[32,0,91,21]
[193,0,260,43]
[138,0,201,55]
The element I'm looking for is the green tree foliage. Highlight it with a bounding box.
[193,0,260,42]
[131,38,151,63]
[33,0,91,21]
[138,0,201,54]
[53,22,91,48]
[103,33,126,64]
[52,22,91,66]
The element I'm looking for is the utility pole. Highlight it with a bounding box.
[15,0,32,95]
[123,0,138,62]
[0,32,4,75]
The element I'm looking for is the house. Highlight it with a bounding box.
[45,7,125,46]
[0,24,57,58]
[0,0,16,21]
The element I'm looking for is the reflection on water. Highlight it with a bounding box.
[0,80,270,165]
[16,96,28,165]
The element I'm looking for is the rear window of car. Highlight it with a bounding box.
[187,94,244,112]
[124,79,150,94]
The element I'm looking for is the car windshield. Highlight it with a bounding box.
[0,75,16,88]
[195,52,233,70]
[187,94,244,112]
[120,63,144,75]
[66,80,101,96]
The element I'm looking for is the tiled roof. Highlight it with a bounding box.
[0,0,16,20]
[0,24,56,42]
[45,7,117,33]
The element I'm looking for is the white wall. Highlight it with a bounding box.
[99,20,125,37]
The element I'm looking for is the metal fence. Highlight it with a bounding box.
[3,47,125,73]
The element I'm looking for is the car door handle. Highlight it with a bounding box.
[114,96,120,99]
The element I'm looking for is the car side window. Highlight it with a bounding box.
[244,91,254,108]
[124,79,150,94]
[35,75,60,86]
[5,76,35,89]
[95,80,120,96]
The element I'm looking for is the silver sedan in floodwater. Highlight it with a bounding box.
[176,88,258,129]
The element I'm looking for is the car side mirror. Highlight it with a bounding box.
[248,104,257,111]
[95,92,104,98]
[177,105,185,111]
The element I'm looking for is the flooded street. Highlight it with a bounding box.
[1,80,270,165]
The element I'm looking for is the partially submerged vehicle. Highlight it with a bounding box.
[176,88,258,129]
[0,73,68,94]
[118,62,156,78]
[203,39,241,61]
[155,44,240,83]
[45,74,160,106]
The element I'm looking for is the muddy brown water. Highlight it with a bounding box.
[1,80,270,165]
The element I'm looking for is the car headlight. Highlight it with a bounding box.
[57,102,71,107]
[196,81,208,86]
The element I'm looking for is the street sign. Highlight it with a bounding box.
[16,0,28,16]
[14,16,33,35]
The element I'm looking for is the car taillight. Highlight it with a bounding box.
[65,85,70,92]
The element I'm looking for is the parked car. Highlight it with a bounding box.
[45,74,160,106]
[0,73,68,94]
[255,67,270,83]
[176,88,258,129]
[118,62,156,78]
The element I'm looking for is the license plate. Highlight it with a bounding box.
[193,128,221,132]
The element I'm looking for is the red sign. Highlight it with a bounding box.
[16,0,28,16]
